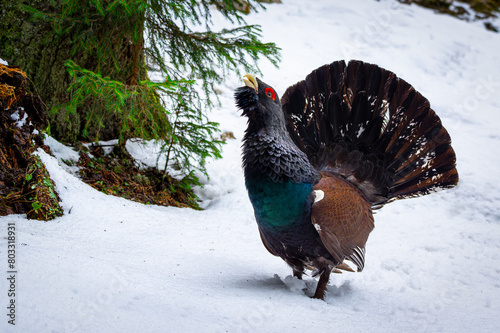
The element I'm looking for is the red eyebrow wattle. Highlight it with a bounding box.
[264,87,275,101]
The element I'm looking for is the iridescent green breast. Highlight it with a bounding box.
[245,175,313,230]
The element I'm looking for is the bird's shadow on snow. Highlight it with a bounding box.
[233,273,355,302]
[231,274,288,294]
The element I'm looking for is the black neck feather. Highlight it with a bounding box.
[242,131,320,184]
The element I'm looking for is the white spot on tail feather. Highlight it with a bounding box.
[380,100,390,133]
[314,223,322,231]
[355,125,365,138]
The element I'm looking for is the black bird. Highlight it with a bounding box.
[235,60,458,299]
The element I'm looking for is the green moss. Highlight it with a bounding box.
[24,155,64,220]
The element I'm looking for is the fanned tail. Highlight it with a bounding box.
[281,60,458,207]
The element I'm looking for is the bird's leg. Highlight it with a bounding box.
[312,266,332,300]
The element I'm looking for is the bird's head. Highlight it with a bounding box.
[234,74,286,134]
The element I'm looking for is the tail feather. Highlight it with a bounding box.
[281,60,458,207]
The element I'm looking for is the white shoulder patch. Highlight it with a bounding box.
[313,190,324,203]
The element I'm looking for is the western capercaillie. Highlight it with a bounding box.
[234,60,458,300]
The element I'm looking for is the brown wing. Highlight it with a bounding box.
[311,173,375,271]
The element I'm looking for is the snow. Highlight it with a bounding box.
[2,0,500,332]
[82,139,120,156]
[10,109,28,128]
[44,135,81,175]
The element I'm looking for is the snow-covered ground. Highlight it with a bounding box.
[2,0,500,332]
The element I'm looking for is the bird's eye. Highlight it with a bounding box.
[264,87,275,101]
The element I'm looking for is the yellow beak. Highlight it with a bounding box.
[243,74,258,92]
